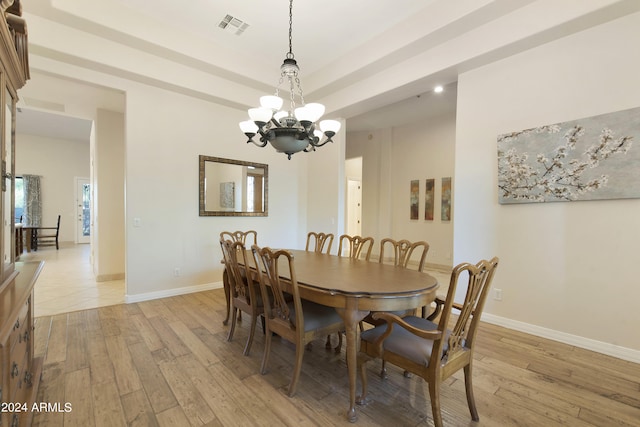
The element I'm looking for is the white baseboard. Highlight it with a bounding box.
[125,281,223,304]
[482,313,640,364]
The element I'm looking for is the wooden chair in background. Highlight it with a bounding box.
[305,231,334,255]
[362,238,430,376]
[337,234,374,260]
[220,230,258,325]
[34,215,61,250]
[220,238,264,356]
[357,257,499,427]
[251,245,345,397]
[326,234,375,352]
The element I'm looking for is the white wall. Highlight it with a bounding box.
[94,109,125,280]
[346,110,456,267]
[15,133,89,242]
[123,84,341,300]
[455,12,640,358]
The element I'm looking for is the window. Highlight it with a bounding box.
[15,176,23,222]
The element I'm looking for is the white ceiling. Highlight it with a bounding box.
[16,0,640,140]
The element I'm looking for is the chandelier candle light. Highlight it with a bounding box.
[239,0,341,160]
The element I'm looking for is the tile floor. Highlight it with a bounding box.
[18,242,125,317]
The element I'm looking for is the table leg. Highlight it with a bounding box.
[25,229,32,253]
[336,301,368,423]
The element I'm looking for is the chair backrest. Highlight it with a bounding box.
[251,245,302,334]
[305,232,334,254]
[219,230,257,245]
[379,238,429,272]
[55,215,61,235]
[220,239,256,304]
[337,234,374,260]
[433,257,499,365]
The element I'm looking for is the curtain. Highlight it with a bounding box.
[23,174,42,226]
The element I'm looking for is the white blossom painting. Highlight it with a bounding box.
[498,106,639,204]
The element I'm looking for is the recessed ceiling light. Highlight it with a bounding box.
[434,85,444,93]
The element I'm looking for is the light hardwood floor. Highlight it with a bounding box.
[27,246,640,426]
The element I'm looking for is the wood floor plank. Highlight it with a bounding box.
[33,316,51,358]
[104,334,143,396]
[130,313,165,352]
[63,368,94,427]
[177,354,256,426]
[128,340,178,413]
[156,354,217,426]
[91,379,127,427]
[32,362,65,427]
[168,320,220,367]
[148,315,192,358]
[45,313,68,365]
[120,389,160,427]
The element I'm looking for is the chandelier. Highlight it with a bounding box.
[239,0,341,160]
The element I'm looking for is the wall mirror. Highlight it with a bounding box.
[199,155,268,216]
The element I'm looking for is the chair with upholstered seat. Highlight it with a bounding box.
[357,257,499,427]
[362,238,430,376]
[305,231,334,255]
[34,215,61,250]
[220,230,258,325]
[220,238,264,356]
[337,234,374,261]
[364,238,430,327]
[251,244,345,397]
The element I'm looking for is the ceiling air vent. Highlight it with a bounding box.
[218,14,249,35]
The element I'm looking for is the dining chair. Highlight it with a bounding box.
[337,234,374,260]
[357,257,499,427]
[220,230,258,325]
[219,230,258,245]
[362,238,430,376]
[220,238,264,356]
[251,244,345,397]
[305,231,334,255]
[34,215,61,250]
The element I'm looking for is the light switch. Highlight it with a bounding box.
[133,217,141,227]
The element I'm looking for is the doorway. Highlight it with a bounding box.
[347,179,362,236]
[75,177,90,244]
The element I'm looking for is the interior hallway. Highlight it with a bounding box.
[19,242,125,317]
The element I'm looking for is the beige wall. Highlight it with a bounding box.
[93,109,125,280]
[455,11,640,358]
[15,133,90,243]
[346,110,456,268]
[123,84,345,300]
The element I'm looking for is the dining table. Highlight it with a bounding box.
[234,248,439,422]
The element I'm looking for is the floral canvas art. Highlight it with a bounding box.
[498,106,639,204]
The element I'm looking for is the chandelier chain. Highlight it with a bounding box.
[288,0,294,59]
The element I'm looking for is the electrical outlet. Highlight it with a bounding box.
[174,268,181,277]
[494,288,502,301]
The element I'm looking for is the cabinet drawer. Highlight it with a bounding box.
[9,299,29,350]
[9,333,28,400]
